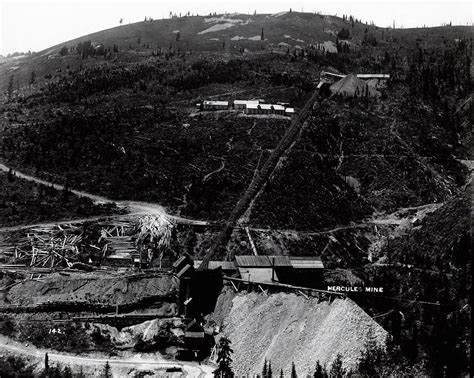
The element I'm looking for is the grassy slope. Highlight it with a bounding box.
[1,11,470,92]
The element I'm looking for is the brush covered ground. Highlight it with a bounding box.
[346,189,472,376]
[0,170,119,227]
[1,39,470,231]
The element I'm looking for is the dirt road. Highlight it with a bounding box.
[0,163,208,228]
[0,336,214,377]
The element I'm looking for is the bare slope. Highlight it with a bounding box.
[1,11,470,92]
[218,292,387,375]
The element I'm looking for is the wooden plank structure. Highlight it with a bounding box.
[223,276,346,302]
[198,87,322,271]
[100,223,138,267]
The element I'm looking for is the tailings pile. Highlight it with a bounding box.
[217,292,386,375]
[6,271,177,307]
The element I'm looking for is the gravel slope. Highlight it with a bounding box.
[219,292,387,375]
[7,272,177,306]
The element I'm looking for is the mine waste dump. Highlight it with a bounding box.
[6,271,178,310]
[209,288,387,375]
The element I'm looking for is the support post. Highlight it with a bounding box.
[272,257,275,281]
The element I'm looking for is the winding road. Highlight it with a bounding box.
[0,162,208,230]
[0,336,214,376]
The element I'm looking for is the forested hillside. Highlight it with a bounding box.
[358,190,471,376]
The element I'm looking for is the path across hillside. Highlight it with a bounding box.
[0,162,208,228]
[0,335,214,376]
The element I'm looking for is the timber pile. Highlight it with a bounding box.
[5,224,84,268]
[99,222,138,265]
[0,235,15,262]
[135,214,174,268]
[2,216,175,269]
[136,214,173,247]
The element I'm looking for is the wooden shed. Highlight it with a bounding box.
[245,103,286,115]
[193,260,236,274]
[202,101,229,110]
[234,255,292,283]
[233,100,260,109]
[234,255,325,287]
[184,319,206,351]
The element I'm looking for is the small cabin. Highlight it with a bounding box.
[245,103,286,115]
[193,260,237,274]
[184,319,206,351]
[234,255,292,283]
[202,101,229,111]
[285,107,295,116]
[233,100,260,109]
[234,255,325,288]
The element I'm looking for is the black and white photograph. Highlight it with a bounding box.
[0,0,471,376]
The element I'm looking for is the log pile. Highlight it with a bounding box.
[98,222,138,266]
[1,215,176,270]
[5,224,84,268]
[0,235,15,262]
[136,214,174,268]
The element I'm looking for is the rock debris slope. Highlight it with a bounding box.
[7,272,177,306]
[220,292,387,375]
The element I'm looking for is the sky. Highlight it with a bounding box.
[1,0,472,55]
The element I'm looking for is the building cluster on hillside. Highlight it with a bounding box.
[197,99,295,116]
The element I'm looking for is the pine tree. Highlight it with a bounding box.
[262,359,268,378]
[63,365,73,378]
[103,361,112,378]
[214,337,234,377]
[6,75,14,100]
[261,28,265,41]
[62,178,70,203]
[51,364,62,378]
[280,368,284,378]
[29,70,36,87]
[44,353,49,373]
[7,168,14,182]
[291,362,297,378]
[78,366,85,378]
[314,360,324,378]
[268,361,273,377]
[329,354,344,378]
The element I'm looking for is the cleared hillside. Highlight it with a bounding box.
[0,170,119,227]
[0,11,470,92]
